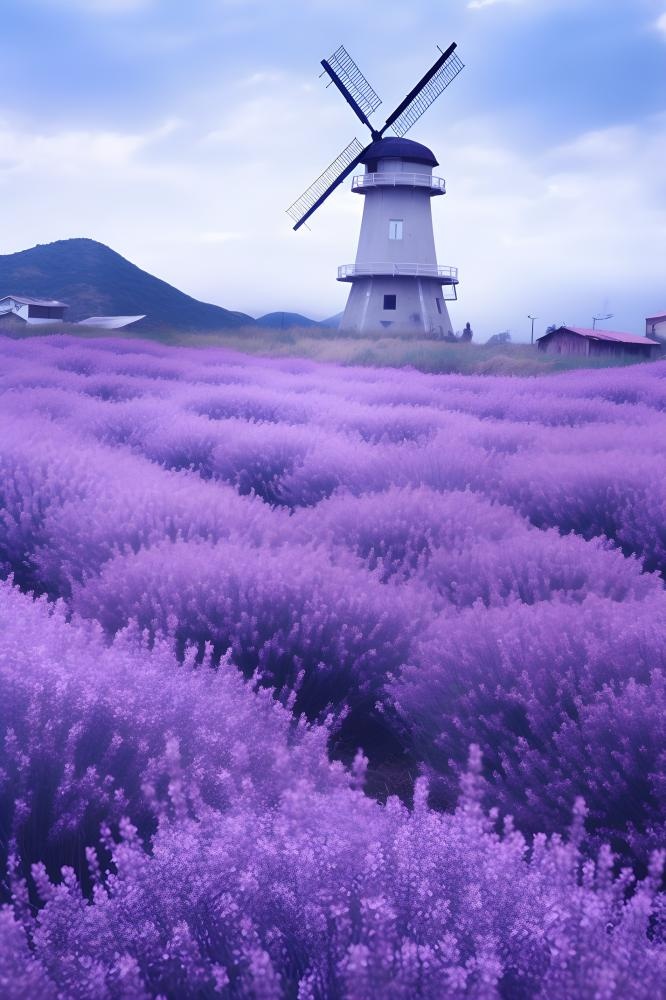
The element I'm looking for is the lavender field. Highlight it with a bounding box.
[1,334,665,999]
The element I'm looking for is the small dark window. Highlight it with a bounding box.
[383,294,396,310]
[436,297,443,314]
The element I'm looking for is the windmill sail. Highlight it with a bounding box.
[382,44,464,138]
[286,138,365,230]
[322,46,382,130]
[289,41,463,233]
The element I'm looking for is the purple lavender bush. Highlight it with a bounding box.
[1,583,664,998]
[392,595,666,861]
[0,334,665,997]
[71,537,421,725]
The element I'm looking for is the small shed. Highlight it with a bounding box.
[0,295,68,326]
[537,326,660,360]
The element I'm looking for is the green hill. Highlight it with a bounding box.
[0,238,254,331]
[256,312,318,329]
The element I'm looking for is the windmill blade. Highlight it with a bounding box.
[286,138,365,231]
[381,43,464,138]
[321,46,382,134]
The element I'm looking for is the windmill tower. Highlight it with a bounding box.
[287,43,464,338]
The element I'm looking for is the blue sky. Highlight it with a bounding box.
[1,0,664,338]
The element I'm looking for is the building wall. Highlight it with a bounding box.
[538,331,589,355]
[341,276,453,337]
[0,299,30,322]
[539,330,657,359]
[353,160,438,267]
[596,341,622,356]
[0,311,28,331]
[589,340,633,357]
[646,317,666,341]
[27,305,65,321]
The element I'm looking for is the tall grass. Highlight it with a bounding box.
[3,320,659,375]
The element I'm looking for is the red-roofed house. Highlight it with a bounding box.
[537,326,660,360]
[646,314,666,343]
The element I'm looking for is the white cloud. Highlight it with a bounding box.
[1,74,664,335]
[0,119,180,176]
[237,72,284,88]
[466,0,578,9]
[88,0,149,8]
[655,12,666,36]
[435,114,666,336]
[198,232,245,244]
[468,0,513,8]
[41,0,152,12]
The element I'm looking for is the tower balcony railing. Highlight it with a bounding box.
[338,262,458,282]
[351,172,446,194]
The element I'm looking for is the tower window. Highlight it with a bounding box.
[383,294,397,310]
[436,297,443,314]
[388,219,403,240]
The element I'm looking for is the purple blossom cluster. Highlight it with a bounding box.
[0,334,665,997]
[1,583,664,999]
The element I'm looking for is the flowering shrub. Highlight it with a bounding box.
[0,580,337,896]
[0,415,279,597]
[391,595,666,859]
[72,538,420,723]
[0,334,665,996]
[1,585,664,998]
[292,486,657,605]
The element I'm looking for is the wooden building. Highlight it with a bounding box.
[646,313,666,343]
[537,326,660,360]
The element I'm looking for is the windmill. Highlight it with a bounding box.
[287,43,464,338]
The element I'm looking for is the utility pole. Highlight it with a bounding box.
[528,315,537,345]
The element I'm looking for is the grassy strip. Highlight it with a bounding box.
[2,321,660,375]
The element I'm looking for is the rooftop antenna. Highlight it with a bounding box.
[592,312,613,330]
[286,43,465,338]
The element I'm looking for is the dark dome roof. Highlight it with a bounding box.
[361,137,438,167]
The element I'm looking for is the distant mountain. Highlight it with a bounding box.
[256,311,318,329]
[0,239,254,331]
[256,311,344,330]
[320,312,342,328]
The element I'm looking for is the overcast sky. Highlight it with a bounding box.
[1,0,665,339]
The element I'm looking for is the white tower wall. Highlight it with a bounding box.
[355,187,437,263]
[342,276,453,337]
[338,138,457,338]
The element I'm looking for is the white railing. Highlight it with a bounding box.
[351,172,446,194]
[338,262,458,281]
